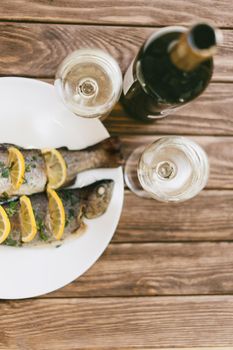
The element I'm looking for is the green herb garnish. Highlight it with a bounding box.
[22,176,28,184]
[2,192,9,200]
[0,161,10,178]
[5,201,18,217]
[5,236,19,247]
[68,208,75,219]
[60,190,78,205]
[1,167,10,178]
[39,231,48,241]
[36,215,48,241]
[25,164,31,172]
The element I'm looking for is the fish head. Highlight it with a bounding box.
[84,180,114,219]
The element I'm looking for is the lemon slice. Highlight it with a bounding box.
[8,147,25,190]
[20,195,37,243]
[42,149,67,189]
[0,206,11,244]
[47,188,65,240]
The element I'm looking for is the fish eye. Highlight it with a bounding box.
[96,185,106,196]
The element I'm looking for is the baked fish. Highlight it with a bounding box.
[0,137,121,200]
[2,179,114,247]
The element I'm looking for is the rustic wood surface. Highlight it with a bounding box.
[1,296,233,349]
[0,0,232,27]
[1,1,233,349]
[0,24,232,81]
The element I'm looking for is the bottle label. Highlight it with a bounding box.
[123,58,135,95]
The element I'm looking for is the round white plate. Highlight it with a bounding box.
[0,77,124,299]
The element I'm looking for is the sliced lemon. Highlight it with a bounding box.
[47,188,65,240]
[42,149,67,189]
[0,206,11,244]
[8,147,25,190]
[19,195,37,243]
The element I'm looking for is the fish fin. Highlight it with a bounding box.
[72,221,87,238]
[71,204,87,237]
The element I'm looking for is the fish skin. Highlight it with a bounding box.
[59,137,123,186]
[2,180,114,247]
[0,137,122,199]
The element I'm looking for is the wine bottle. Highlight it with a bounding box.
[123,23,222,121]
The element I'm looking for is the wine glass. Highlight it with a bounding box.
[124,136,209,202]
[55,48,122,119]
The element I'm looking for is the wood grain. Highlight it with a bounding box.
[1,296,233,348]
[42,80,233,136]
[114,190,233,242]
[0,23,231,81]
[0,0,232,27]
[48,242,233,297]
[120,136,233,189]
[106,83,233,136]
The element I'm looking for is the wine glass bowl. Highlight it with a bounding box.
[55,49,122,119]
[125,136,209,202]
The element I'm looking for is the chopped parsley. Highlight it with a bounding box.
[25,164,31,172]
[64,207,75,228]
[68,208,75,220]
[0,161,10,178]
[5,236,20,247]
[36,215,48,241]
[23,177,28,184]
[60,190,79,206]
[25,154,37,173]
[2,192,9,200]
[39,231,48,241]
[5,201,18,217]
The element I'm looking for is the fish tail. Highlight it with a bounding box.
[101,137,124,167]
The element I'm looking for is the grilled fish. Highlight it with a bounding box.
[3,180,114,247]
[0,137,121,199]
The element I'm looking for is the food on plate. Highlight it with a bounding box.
[8,147,25,190]
[0,179,114,247]
[42,148,67,189]
[0,137,122,200]
[0,205,11,244]
[19,195,38,243]
[47,188,66,240]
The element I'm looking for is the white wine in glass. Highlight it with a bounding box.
[55,49,122,119]
[124,136,209,202]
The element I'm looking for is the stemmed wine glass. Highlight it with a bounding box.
[124,136,209,202]
[55,48,122,119]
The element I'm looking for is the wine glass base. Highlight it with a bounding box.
[124,145,152,199]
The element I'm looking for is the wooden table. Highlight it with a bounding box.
[1,1,233,349]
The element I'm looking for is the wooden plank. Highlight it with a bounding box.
[0,23,231,81]
[114,190,233,242]
[48,242,233,297]
[106,83,233,136]
[42,81,233,136]
[0,0,232,27]
[119,136,233,189]
[1,296,233,348]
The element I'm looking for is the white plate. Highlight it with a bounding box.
[0,77,124,299]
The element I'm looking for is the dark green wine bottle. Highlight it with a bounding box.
[123,23,222,121]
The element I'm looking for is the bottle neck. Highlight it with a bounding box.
[169,23,221,71]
